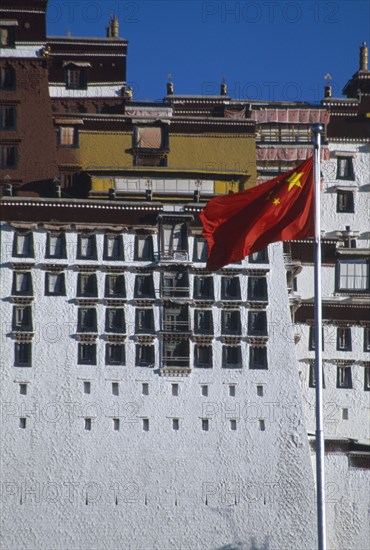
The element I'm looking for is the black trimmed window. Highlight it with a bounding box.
[58,126,79,147]
[162,271,189,298]
[247,277,268,301]
[103,234,124,261]
[337,365,352,389]
[308,363,325,388]
[105,308,125,334]
[162,340,189,368]
[221,310,241,335]
[337,328,352,351]
[0,25,15,49]
[136,345,155,367]
[337,259,369,292]
[65,67,87,90]
[45,273,66,296]
[14,342,31,367]
[193,237,208,262]
[337,157,354,180]
[249,347,268,370]
[193,276,214,300]
[12,272,32,296]
[364,328,370,353]
[78,344,96,365]
[134,235,154,261]
[12,306,32,332]
[337,190,354,213]
[0,65,15,89]
[221,276,241,300]
[161,223,188,259]
[194,345,213,368]
[46,232,67,259]
[77,234,97,260]
[248,311,267,336]
[134,274,155,299]
[1,144,17,168]
[194,310,213,335]
[364,365,370,391]
[163,304,189,332]
[77,273,97,298]
[13,231,34,258]
[222,346,242,368]
[249,248,269,264]
[135,308,154,334]
[0,105,16,130]
[309,326,324,351]
[106,344,125,366]
[78,308,97,333]
[105,274,126,298]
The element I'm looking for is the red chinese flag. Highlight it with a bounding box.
[200,157,314,271]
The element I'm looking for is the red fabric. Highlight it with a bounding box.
[200,157,314,271]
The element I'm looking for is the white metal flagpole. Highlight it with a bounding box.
[312,123,327,550]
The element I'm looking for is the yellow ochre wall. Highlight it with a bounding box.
[78,131,133,170]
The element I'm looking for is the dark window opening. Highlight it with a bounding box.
[336,157,354,180]
[337,327,352,351]
[136,345,155,367]
[135,308,154,334]
[77,273,98,298]
[337,190,354,213]
[193,276,214,300]
[248,311,268,336]
[221,310,241,335]
[78,344,96,365]
[45,273,66,296]
[105,275,126,298]
[247,277,268,301]
[103,235,124,261]
[194,310,213,335]
[221,276,241,300]
[194,345,213,368]
[134,235,154,261]
[222,346,242,368]
[105,308,125,333]
[249,347,268,370]
[134,275,155,299]
[106,344,125,365]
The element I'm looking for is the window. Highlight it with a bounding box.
[84,418,92,431]
[163,305,189,332]
[12,272,32,296]
[256,385,264,397]
[105,275,126,298]
[77,235,97,260]
[221,277,241,301]
[193,276,214,300]
[202,419,209,431]
[221,310,241,335]
[77,274,97,298]
[136,345,155,367]
[162,271,189,298]
[222,346,242,368]
[134,235,154,261]
[133,126,163,149]
[12,306,32,332]
[113,418,120,431]
[230,419,237,431]
[135,308,154,334]
[193,237,208,262]
[19,418,26,429]
[134,275,155,299]
[83,381,91,394]
[337,157,354,180]
[364,328,370,352]
[0,65,15,89]
[201,385,208,397]
[337,260,369,291]
[105,308,125,333]
[58,126,79,147]
[248,311,267,336]
[249,248,269,264]
[112,382,119,396]
[19,383,28,395]
[337,328,352,351]
[104,235,124,261]
[172,418,179,431]
[45,273,66,296]
[0,25,15,48]
[249,347,268,370]
[0,145,17,168]
[308,363,325,388]
[172,383,179,396]
[0,105,16,130]
[46,233,66,258]
[106,344,125,365]
[78,344,96,365]
[161,223,188,259]
[337,191,354,213]
[342,408,349,420]
[337,365,352,389]
[364,365,370,391]
[229,385,236,397]
[14,343,31,367]
[309,326,324,351]
[162,340,189,367]
[142,418,149,431]
[13,232,33,258]
[247,277,268,301]
[142,383,149,395]
[77,308,97,333]
[194,310,213,335]
[194,345,213,368]
[66,67,87,90]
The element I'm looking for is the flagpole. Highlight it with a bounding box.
[312,123,326,550]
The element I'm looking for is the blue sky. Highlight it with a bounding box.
[47,0,370,102]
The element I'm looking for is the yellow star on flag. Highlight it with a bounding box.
[272,198,280,206]
[286,171,304,192]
